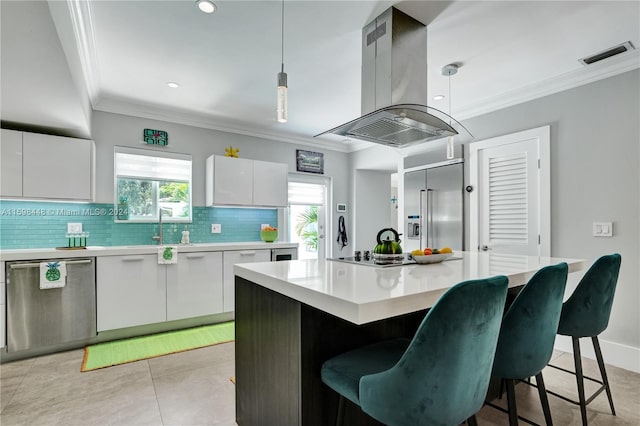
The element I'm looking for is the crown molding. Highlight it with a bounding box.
[94,97,357,154]
[456,52,640,121]
[66,0,100,107]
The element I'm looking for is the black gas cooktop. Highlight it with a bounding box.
[328,256,416,268]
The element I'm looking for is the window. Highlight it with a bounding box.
[288,177,328,260]
[114,147,192,222]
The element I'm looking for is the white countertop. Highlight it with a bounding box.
[234,251,586,325]
[0,241,298,261]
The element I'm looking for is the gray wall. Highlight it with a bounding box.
[347,145,402,251]
[462,70,640,351]
[353,170,392,252]
[91,111,351,256]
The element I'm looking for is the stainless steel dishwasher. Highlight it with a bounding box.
[6,258,96,353]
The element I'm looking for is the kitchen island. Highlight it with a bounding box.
[234,251,586,426]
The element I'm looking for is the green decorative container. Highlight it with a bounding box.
[117,197,129,220]
[260,230,278,243]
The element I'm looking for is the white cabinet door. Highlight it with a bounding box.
[253,160,288,207]
[97,255,166,331]
[0,129,23,197]
[166,252,223,321]
[22,132,93,201]
[222,249,271,312]
[207,155,253,206]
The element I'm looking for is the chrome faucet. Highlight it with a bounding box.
[152,208,163,245]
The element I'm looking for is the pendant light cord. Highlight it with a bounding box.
[448,72,452,125]
[281,0,285,71]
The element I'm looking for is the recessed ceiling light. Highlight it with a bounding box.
[196,0,216,14]
[167,82,180,88]
[433,95,445,101]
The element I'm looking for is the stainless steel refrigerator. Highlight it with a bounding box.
[404,159,464,252]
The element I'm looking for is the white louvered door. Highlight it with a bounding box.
[478,139,539,255]
[467,126,550,257]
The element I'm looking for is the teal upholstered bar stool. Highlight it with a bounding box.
[546,253,621,425]
[321,275,509,426]
[490,262,569,425]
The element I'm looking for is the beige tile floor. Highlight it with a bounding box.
[1,344,638,425]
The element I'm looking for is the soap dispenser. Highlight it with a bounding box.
[181,226,190,244]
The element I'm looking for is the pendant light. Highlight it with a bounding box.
[442,63,459,159]
[276,0,288,123]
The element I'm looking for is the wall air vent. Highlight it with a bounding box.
[579,41,635,65]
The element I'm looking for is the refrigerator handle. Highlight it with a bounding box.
[419,190,426,249]
[427,189,434,248]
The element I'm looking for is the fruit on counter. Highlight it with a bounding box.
[262,226,277,231]
[416,247,453,256]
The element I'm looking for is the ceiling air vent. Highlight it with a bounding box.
[579,41,635,65]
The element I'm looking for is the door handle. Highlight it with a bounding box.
[481,245,491,251]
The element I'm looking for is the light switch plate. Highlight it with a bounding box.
[211,224,221,233]
[592,222,613,237]
[67,222,82,233]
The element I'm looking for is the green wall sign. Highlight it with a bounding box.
[144,129,168,146]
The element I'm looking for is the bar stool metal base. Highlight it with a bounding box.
[486,374,553,426]
[546,336,615,426]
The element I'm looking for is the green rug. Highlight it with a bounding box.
[81,321,234,372]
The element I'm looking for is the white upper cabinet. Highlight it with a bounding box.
[253,160,288,207]
[207,155,253,206]
[22,132,93,201]
[0,129,23,197]
[0,129,94,201]
[206,155,287,207]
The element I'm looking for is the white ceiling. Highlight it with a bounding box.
[2,1,639,153]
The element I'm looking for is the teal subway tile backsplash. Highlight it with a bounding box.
[0,200,277,249]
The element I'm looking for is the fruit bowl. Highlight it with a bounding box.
[412,253,453,264]
[260,230,278,243]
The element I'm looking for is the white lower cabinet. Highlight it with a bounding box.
[222,249,271,312]
[97,255,166,331]
[166,252,223,321]
[97,252,223,331]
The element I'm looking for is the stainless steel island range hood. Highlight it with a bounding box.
[316,7,471,148]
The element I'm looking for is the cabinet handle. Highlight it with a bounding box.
[66,259,93,265]
[186,254,205,259]
[10,259,93,269]
[121,257,145,262]
[238,251,257,256]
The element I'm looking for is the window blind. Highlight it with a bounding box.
[115,151,191,182]
[288,182,324,205]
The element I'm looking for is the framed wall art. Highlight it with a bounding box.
[296,149,324,174]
